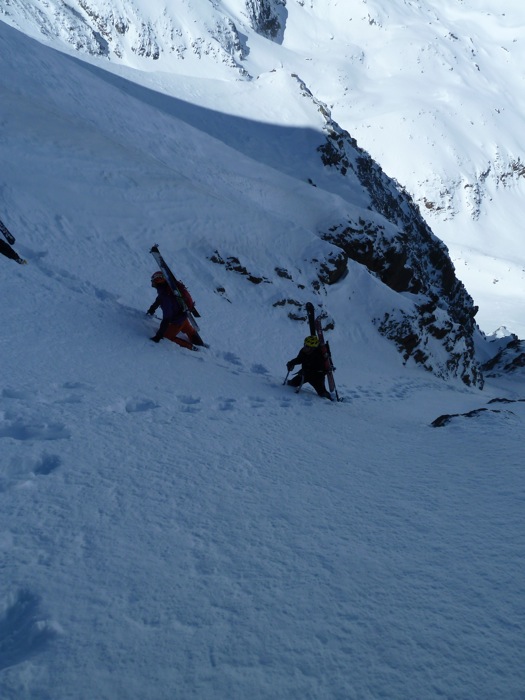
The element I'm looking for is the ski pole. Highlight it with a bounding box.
[283,370,290,385]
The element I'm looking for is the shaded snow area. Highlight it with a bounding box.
[1,16,524,700]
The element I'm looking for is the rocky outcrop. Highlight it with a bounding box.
[245,0,287,42]
[293,75,482,386]
[481,335,525,377]
[419,156,525,222]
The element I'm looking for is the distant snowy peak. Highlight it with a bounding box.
[0,0,287,75]
[419,154,525,223]
[331,0,525,220]
[482,336,525,379]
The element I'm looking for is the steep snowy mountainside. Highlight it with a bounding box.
[3,0,522,337]
[0,0,249,76]
[4,0,523,195]
[0,19,484,385]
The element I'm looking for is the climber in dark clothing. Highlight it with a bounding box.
[0,239,26,265]
[147,271,200,349]
[286,335,332,399]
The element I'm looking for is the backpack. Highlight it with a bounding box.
[174,278,196,314]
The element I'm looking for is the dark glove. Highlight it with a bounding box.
[286,361,294,371]
[146,308,154,316]
[150,335,162,343]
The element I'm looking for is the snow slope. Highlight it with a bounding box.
[1,17,524,700]
[2,0,524,337]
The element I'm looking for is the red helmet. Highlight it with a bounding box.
[151,271,166,286]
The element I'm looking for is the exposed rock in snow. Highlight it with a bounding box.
[293,78,481,385]
[482,335,525,378]
[246,0,287,42]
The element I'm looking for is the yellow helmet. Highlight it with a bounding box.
[304,335,319,348]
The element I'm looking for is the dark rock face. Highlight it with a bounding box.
[377,307,483,387]
[245,0,287,42]
[313,249,348,287]
[317,113,475,322]
[295,76,483,386]
[320,214,482,386]
[482,336,525,377]
[209,250,271,285]
[431,397,525,427]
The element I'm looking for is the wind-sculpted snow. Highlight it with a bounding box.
[0,333,523,699]
[0,15,524,697]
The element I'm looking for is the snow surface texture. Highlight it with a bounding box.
[1,0,524,337]
[0,7,524,700]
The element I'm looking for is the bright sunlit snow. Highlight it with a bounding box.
[0,3,524,699]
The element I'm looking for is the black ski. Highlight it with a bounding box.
[305,302,317,337]
[0,219,16,245]
[315,316,341,401]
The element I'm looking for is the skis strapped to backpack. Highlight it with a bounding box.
[150,244,201,329]
[293,302,340,401]
[0,219,16,245]
[315,314,341,402]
